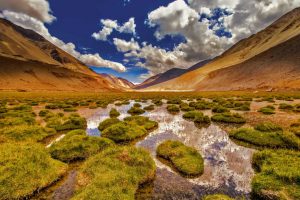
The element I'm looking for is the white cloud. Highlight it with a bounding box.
[92,17,137,41]
[0,0,55,23]
[1,10,126,72]
[113,38,140,52]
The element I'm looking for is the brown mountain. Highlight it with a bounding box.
[0,18,120,92]
[143,8,300,91]
[101,73,135,89]
[135,60,210,89]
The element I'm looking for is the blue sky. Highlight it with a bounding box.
[46,0,183,83]
[1,0,299,83]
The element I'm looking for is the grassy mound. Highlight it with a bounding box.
[143,104,155,111]
[252,150,300,200]
[98,118,120,131]
[109,108,120,118]
[230,123,300,149]
[211,112,246,124]
[49,130,113,162]
[102,122,147,143]
[212,106,229,113]
[202,194,234,200]
[0,125,56,141]
[0,142,67,199]
[180,103,195,112]
[124,116,158,131]
[279,103,294,111]
[167,104,180,114]
[45,113,87,131]
[183,111,210,125]
[258,105,275,115]
[127,106,145,115]
[189,100,212,110]
[156,140,204,177]
[73,146,156,200]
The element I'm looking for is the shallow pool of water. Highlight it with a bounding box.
[85,101,255,199]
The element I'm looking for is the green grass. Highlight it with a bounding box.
[49,130,113,162]
[258,105,276,115]
[0,142,67,199]
[182,111,210,125]
[0,125,56,141]
[127,106,145,115]
[230,124,300,149]
[212,106,229,113]
[73,146,156,200]
[189,100,212,110]
[124,116,158,131]
[202,194,234,200]
[45,113,87,131]
[98,118,121,131]
[211,112,246,124]
[251,149,300,200]
[109,108,120,118]
[143,104,155,111]
[156,140,204,177]
[167,104,180,114]
[180,103,195,112]
[102,122,147,143]
[279,103,294,111]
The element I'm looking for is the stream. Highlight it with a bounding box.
[85,100,255,199]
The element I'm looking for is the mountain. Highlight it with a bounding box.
[143,8,300,91]
[0,18,120,92]
[101,73,135,89]
[135,60,210,89]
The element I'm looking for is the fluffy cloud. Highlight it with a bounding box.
[92,17,136,41]
[1,10,126,72]
[0,0,55,23]
[113,38,140,52]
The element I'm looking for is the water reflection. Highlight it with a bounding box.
[85,101,255,199]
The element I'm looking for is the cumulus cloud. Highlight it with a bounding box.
[0,0,55,23]
[1,10,126,72]
[92,17,136,41]
[113,38,140,52]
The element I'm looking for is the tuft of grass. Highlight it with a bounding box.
[254,122,283,132]
[211,112,246,124]
[212,106,229,113]
[45,113,87,131]
[156,140,204,177]
[167,99,182,104]
[73,146,156,200]
[167,104,180,114]
[180,103,195,112]
[102,122,147,143]
[258,105,276,115]
[182,111,210,125]
[124,116,158,131]
[202,194,234,200]
[0,142,67,199]
[98,118,120,131]
[143,104,155,111]
[251,149,300,200]
[49,130,113,162]
[109,108,120,118]
[127,106,145,116]
[279,103,294,111]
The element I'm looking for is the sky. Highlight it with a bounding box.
[0,0,300,83]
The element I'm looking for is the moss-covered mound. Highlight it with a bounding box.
[0,125,56,141]
[211,112,246,124]
[102,122,147,143]
[124,116,158,131]
[98,118,120,131]
[202,194,234,200]
[73,146,156,200]
[144,104,155,111]
[45,113,87,131]
[252,150,300,200]
[109,108,120,118]
[49,130,113,162]
[167,104,180,114]
[212,106,229,113]
[127,106,145,115]
[183,111,210,124]
[156,140,204,177]
[258,105,276,115]
[230,123,300,149]
[0,142,67,199]
[180,103,195,112]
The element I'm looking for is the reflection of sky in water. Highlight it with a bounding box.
[85,100,255,197]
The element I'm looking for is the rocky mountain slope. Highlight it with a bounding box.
[0,18,121,92]
[143,8,300,91]
[101,73,135,89]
